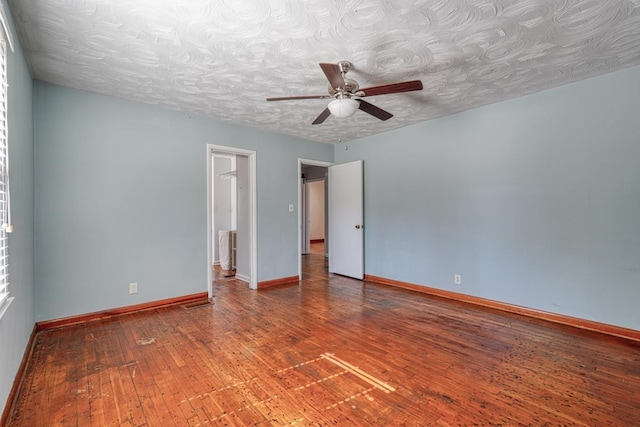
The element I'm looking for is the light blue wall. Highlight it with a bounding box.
[336,66,640,330]
[0,0,35,416]
[34,82,332,321]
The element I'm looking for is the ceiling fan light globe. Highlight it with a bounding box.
[328,98,359,118]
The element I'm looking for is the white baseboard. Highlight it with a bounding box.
[236,273,250,283]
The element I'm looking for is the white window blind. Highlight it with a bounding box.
[0,37,9,309]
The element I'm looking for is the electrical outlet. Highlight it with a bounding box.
[454,275,462,285]
[129,282,138,294]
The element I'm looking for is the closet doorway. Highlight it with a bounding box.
[207,145,257,294]
[212,153,237,275]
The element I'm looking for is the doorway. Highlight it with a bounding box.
[305,180,325,251]
[207,145,257,294]
[212,153,237,276]
[298,159,333,279]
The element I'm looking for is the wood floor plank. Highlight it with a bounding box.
[7,242,640,425]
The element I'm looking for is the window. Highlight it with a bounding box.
[0,33,11,315]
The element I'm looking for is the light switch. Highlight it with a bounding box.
[288,204,294,212]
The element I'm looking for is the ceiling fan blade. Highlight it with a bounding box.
[357,100,393,121]
[357,80,423,97]
[312,107,332,125]
[319,63,345,91]
[267,95,330,101]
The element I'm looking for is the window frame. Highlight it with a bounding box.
[0,19,12,318]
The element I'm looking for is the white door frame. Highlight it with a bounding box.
[298,158,333,279]
[207,145,258,293]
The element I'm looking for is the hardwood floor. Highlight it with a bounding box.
[7,243,640,426]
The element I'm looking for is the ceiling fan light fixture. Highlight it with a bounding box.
[328,98,359,118]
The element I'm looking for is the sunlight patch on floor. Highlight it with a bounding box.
[180,352,395,425]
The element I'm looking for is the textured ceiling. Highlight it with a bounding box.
[8,0,640,143]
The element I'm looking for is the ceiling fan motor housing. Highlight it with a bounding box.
[329,78,359,96]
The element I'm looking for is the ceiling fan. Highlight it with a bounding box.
[266,61,423,124]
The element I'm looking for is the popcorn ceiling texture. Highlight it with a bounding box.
[8,0,640,143]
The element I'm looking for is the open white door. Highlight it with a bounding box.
[329,160,364,279]
[300,177,310,255]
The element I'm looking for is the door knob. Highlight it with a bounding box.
[355,224,361,229]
